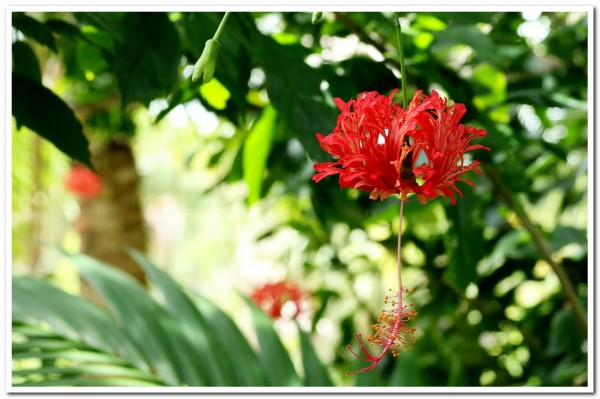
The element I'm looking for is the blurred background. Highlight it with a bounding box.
[11,11,589,388]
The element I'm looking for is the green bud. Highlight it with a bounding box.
[192,39,222,83]
[312,12,323,25]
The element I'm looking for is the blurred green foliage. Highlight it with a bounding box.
[12,11,588,388]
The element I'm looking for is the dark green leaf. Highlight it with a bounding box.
[12,13,57,52]
[12,41,41,82]
[443,187,485,292]
[12,74,92,168]
[114,12,181,106]
[45,19,83,38]
[251,31,338,160]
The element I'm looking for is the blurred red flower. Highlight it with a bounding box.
[313,90,489,204]
[65,165,103,199]
[251,282,304,320]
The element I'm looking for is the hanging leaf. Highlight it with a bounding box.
[245,298,302,386]
[12,41,41,83]
[12,73,92,168]
[114,12,181,106]
[12,13,57,52]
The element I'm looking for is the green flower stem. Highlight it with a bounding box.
[213,12,231,41]
[394,12,408,108]
[484,165,588,336]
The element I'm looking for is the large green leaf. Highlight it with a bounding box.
[243,105,277,205]
[114,12,181,106]
[126,248,233,386]
[67,253,205,386]
[12,277,148,370]
[12,74,92,168]
[250,28,338,160]
[245,298,302,386]
[195,297,267,386]
[12,42,41,83]
[297,325,333,386]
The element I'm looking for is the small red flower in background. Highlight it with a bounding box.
[65,165,103,199]
[251,282,304,320]
[312,89,489,204]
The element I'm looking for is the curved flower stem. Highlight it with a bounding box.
[213,12,231,41]
[484,165,587,335]
[394,12,408,108]
[397,199,405,309]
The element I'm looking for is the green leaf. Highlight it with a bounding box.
[12,13,57,52]
[252,32,338,160]
[545,308,581,357]
[297,325,333,386]
[443,188,485,292]
[478,229,534,277]
[12,73,92,168]
[12,277,149,372]
[243,105,277,205]
[327,57,398,101]
[45,19,84,38]
[126,248,232,386]
[114,12,181,106]
[389,351,425,386]
[195,297,267,386]
[245,298,302,386]
[67,253,204,386]
[432,24,500,64]
[471,63,507,111]
[12,41,41,83]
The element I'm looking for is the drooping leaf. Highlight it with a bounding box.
[126,248,234,386]
[67,252,205,386]
[12,277,149,372]
[243,105,277,205]
[297,325,333,386]
[12,74,92,168]
[245,298,302,386]
[12,41,41,83]
[114,12,181,106]
[12,13,57,52]
[195,296,267,386]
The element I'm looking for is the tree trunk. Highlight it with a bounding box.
[78,138,147,301]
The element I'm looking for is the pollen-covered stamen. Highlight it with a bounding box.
[345,286,417,375]
[368,287,417,357]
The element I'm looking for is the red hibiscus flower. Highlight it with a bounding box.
[65,165,103,199]
[312,90,489,204]
[251,282,304,320]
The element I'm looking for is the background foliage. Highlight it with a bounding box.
[11,10,589,388]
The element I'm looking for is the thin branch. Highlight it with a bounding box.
[484,165,588,335]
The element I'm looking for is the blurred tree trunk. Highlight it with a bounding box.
[78,138,147,301]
